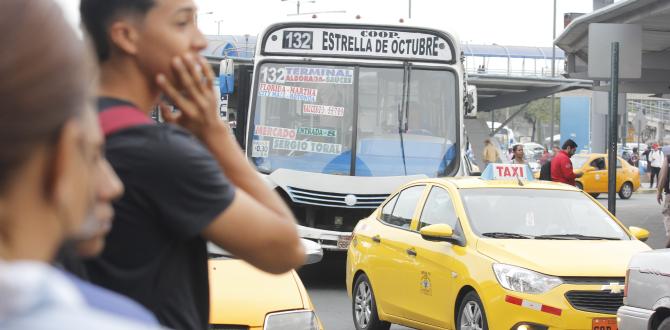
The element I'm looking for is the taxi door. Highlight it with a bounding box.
[366,185,429,318]
[400,185,460,328]
[614,157,626,189]
[584,157,608,193]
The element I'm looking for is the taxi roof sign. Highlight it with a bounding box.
[481,163,534,181]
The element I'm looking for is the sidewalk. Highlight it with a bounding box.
[637,173,658,194]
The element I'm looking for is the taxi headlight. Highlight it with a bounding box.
[264,310,318,330]
[493,264,562,294]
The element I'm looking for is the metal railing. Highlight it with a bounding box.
[628,100,670,123]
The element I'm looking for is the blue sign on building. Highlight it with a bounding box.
[560,96,591,152]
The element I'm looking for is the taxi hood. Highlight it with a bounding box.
[209,259,305,327]
[476,239,651,277]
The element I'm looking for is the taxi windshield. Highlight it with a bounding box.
[460,189,630,240]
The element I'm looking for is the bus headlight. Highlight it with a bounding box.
[493,264,562,294]
[264,310,319,330]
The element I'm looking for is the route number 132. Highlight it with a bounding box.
[282,31,313,50]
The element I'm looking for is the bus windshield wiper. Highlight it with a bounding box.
[535,234,620,240]
[397,62,411,176]
[481,232,534,239]
[397,103,407,176]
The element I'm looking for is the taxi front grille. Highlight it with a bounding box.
[286,186,388,209]
[564,290,623,315]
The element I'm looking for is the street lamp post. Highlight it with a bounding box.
[550,0,557,148]
[216,19,224,35]
[281,0,316,15]
[195,11,213,29]
[409,0,412,19]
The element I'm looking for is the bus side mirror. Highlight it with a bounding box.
[219,59,235,95]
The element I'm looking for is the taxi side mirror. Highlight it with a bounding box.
[419,224,454,242]
[302,239,324,265]
[629,226,649,242]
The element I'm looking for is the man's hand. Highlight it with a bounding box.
[156,54,227,144]
[658,193,664,205]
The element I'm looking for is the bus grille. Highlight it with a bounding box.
[564,290,623,315]
[286,186,388,208]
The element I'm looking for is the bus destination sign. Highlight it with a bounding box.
[264,27,454,62]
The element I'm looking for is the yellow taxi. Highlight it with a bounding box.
[209,241,324,330]
[572,154,640,199]
[346,164,650,330]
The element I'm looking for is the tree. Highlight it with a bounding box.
[520,98,560,143]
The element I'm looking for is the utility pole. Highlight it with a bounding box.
[607,42,620,215]
[409,0,412,18]
[216,19,224,35]
[281,0,316,15]
[549,0,557,148]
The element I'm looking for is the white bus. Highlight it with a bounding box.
[247,22,473,251]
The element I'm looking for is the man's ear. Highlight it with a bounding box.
[108,20,141,57]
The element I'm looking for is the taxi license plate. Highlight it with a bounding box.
[592,318,617,330]
[337,236,352,249]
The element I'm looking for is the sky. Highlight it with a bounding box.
[54,0,601,47]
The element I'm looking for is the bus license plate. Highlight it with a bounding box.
[337,235,352,249]
[592,318,617,330]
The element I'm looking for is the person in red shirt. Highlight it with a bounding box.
[551,139,583,186]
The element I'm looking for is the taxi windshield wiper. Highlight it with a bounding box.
[481,232,534,239]
[535,234,621,240]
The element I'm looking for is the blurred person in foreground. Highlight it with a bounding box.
[79,0,305,328]
[649,143,664,188]
[656,153,670,248]
[55,165,159,324]
[0,1,157,329]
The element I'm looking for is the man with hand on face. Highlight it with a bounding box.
[551,139,582,186]
[79,0,305,329]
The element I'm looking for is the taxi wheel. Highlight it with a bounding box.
[575,182,584,190]
[457,291,488,330]
[619,182,633,199]
[589,193,600,198]
[657,317,670,330]
[352,274,390,330]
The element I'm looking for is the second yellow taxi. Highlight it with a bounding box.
[347,163,650,330]
[571,153,640,199]
[209,241,324,330]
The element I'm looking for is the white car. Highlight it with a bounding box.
[618,249,670,329]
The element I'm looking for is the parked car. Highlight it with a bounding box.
[520,142,544,163]
[571,153,641,199]
[618,249,670,330]
[209,240,324,330]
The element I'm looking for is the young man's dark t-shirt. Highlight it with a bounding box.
[86,98,235,330]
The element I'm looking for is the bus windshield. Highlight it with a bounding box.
[249,62,457,177]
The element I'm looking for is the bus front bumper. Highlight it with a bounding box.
[298,225,352,251]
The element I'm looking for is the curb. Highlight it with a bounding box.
[636,189,657,194]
